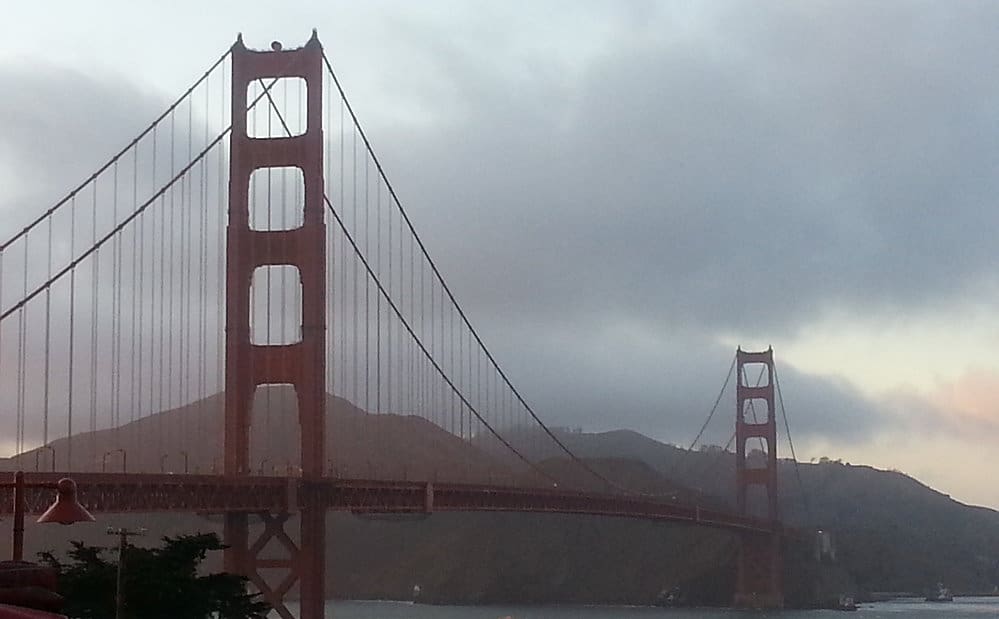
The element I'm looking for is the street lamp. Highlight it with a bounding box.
[10,472,95,561]
[33,446,55,472]
[102,449,127,473]
[107,527,146,619]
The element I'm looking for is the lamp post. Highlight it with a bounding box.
[9,472,96,561]
[102,449,127,473]
[107,526,146,619]
[33,446,55,472]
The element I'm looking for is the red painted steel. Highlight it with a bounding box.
[0,25,788,611]
[224,31,326,619]
[734,348,783,608]
[1,473,775,535]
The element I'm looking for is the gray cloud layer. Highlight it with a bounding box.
[2,2,996,450]
[382,2,999,334]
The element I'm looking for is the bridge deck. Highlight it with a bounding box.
[5,472,774,534]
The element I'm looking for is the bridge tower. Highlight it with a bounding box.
[733,347,783,608]
[224,33,327,619]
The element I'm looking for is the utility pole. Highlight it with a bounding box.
[107,526,146,619]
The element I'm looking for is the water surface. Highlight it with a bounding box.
[283,597,999,617]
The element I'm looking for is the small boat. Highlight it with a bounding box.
[655,586,684,607]
[836,595,858,611]
[925,583,953,602]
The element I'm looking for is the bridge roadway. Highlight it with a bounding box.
[2,472,774,535]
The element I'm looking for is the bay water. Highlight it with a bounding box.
[283,597,999,617]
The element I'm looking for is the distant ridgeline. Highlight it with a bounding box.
[7,395,999,605]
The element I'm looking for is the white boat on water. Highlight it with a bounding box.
[926,583,953,602]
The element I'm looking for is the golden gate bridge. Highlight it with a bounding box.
[0,32,797,617]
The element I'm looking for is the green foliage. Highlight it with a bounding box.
[39,533,269,619]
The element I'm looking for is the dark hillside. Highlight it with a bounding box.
[6,394,998,601]
[521,427,999,595]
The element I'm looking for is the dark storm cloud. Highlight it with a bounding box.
[0,63,167,224]
[372,1,999,335]
[347,2,999,439]
[462,315,882,444]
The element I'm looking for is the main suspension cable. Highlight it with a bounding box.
[0,78,284,324]
[0,48,232,253]
[322,51,620,491]
[774,362,813,523]
[257,85,561,485]
[687,353,737,451]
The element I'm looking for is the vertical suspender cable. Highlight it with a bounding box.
[397,181,404,415]
[167,111,176,419]
[198,79,210,453]
[129,146,139,442]
[774,363,812,523]
[0,251,3,454]
[42,215,53,449]
[448,291,454,438]
[183,97,195,436]
[338,96,345,405]
[386,168,392,416]
[111,158,121,463]
[196,77,207,447]
[0,252,3,454]
[323,70,333,440]
[363,151,371,417]
[181,98,190,412]
[89,181,100,470]
[352,123,359,409]
[137,130,150,449]
[263,92,273,438]
[373,139,380,415]
[217,58,227,441]
[17,239,27,462]
[410,230,415,417]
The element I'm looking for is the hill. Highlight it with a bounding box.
[5,392,998,603]
[522,427,999,595]
[4,387,513,484]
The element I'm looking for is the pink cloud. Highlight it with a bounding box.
[886,368,999,436]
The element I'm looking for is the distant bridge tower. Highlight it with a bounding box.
[223,33,327,619]
[733,347,783,608]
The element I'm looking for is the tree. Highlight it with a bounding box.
[39,533,269,619]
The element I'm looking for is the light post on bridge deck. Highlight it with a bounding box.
[102,449,127,473]
[159,452,192,474]
[33,446,55,472]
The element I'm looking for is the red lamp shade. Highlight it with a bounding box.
[36,479,94,525]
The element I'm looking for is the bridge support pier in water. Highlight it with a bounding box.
[734,531,783,609]
[733,348,784,608]
[223,32,328,619]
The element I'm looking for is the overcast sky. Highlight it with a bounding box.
[3,1,999,507]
